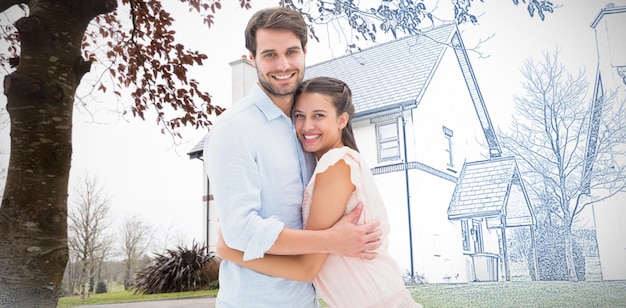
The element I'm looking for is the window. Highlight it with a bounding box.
[377,121,400,162]
[461,220,470,251]
[433,233,441,257]
[443,126,454,168]
[472,220,484,253]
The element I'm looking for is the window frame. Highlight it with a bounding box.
[461,219,471,252]
[376,120,401,163]
[472,219,484,253]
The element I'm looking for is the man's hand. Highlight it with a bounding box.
[216,229,242,263]
[325,203,382,259]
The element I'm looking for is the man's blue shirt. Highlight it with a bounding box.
[204,84,317,307]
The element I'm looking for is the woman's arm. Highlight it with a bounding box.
[216,159,356,281]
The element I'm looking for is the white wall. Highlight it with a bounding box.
[594,192,626,280]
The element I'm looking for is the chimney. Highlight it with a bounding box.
[229,55,257,103]
[591,4,626,85]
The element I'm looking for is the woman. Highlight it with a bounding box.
[217,77,421,307]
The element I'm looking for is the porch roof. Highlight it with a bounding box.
[447,156,535,228]
[187,134,207,160]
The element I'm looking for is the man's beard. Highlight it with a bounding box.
[257,70,303,97]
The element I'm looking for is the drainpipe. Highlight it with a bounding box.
[206,177,210,254]
[400,104,415,282]
[199,157,211,254]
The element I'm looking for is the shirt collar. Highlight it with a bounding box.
[250,83,290,122]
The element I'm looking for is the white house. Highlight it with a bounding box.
[588,3,626,281]
[189,23,536,283]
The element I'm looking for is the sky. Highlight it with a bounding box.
[0,0,624,252]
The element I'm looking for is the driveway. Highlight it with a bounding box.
[77,296,216,308]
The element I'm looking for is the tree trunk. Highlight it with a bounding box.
[564,229,579,282]
[0,1,116,306]
[81,259,89,300]
[124,260,133,291]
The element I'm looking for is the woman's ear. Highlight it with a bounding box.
[338,112,349,130]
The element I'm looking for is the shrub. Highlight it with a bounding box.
[200,255,221,290]
[132,242,221,294]
[95,281,107,294]
[403,270,427,285]
[532,225,585,281]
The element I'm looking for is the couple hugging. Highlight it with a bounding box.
[204,7,421,308]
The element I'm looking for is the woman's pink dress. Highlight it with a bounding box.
[302,147,421,308]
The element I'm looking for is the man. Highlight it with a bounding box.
[204,7,381,308]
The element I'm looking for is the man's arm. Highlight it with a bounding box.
[205,120,286,260]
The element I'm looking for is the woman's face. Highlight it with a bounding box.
[294,92,348,159]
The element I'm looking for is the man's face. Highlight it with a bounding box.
[251,28,306,99]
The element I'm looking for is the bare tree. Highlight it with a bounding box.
[499,49,626,281]
[153,223,193,254]
[67,172,113,299]
[62,256,81,296]
[119,214,153,290]
[286,0,554,53]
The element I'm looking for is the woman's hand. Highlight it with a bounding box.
[324,203,382,259]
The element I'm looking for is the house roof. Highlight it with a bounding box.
[187,134,207,160]
[304,23,457,118]
[590,3,626,28]
[304,23,502,157]
[447,156,535,227]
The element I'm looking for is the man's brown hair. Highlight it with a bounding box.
[245,7,308,57]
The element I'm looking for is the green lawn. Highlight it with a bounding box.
[57,290,217,308]
[411,280,626,307]
[58,281,626,307]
